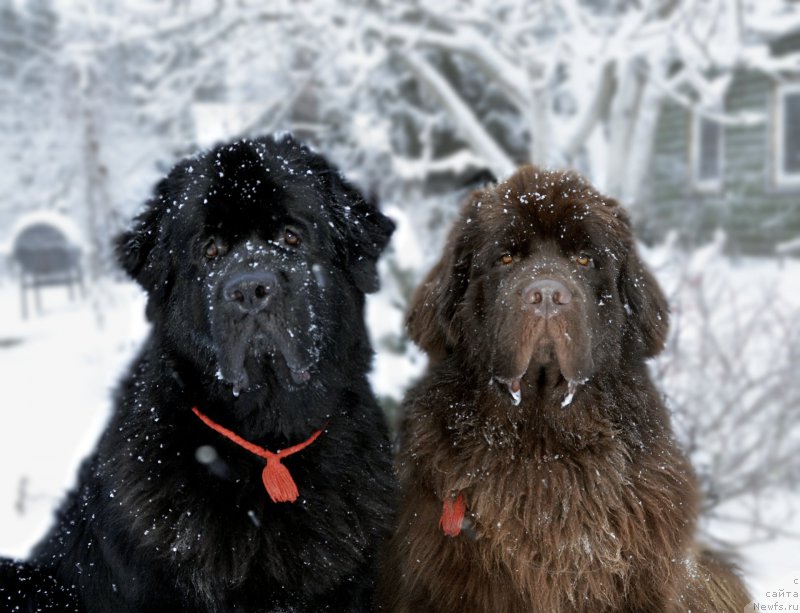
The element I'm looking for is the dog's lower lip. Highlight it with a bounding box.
[231,372,250,398]
[493,375,523,406]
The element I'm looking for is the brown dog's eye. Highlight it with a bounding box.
[576,255,591,267]
[499,254,513,266]
[284,229,301,247]
[204,239,220,259]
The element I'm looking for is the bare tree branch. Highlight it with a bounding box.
[397,50,516,178]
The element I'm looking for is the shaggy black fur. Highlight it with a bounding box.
[0,135,396,612]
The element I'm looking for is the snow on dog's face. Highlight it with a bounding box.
[116,135,393,395]
[407,166,668,405]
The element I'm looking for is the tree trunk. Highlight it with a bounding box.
[605,58,644,199]
[622,59,668,208]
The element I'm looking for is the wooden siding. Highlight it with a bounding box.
[640,69,800,254]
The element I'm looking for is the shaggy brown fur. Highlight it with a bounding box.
[379,166,750,612]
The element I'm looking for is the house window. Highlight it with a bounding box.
[691,112,723,191]
[775,84,800,187]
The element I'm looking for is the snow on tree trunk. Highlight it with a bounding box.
[605,58,645,200]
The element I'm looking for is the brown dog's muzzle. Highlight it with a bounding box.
[491,269,594,406]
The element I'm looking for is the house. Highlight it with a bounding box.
[639,31,800,255]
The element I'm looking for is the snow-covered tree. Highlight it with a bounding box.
[306,0,800,207]
[0,0,68,230]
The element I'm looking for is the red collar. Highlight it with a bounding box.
[192,407,324,503]
[440,492,466,537]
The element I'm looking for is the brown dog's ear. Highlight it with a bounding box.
[619,242,670,358]
[406,214,472,362]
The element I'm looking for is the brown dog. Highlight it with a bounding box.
[379,166,750,612]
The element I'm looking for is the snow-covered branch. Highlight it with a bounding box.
[398,50,515,178]
[392,149,487,181]
[377,21,531,109]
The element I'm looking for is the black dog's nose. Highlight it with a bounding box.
[224,271,278,313]
[523,279,572,316]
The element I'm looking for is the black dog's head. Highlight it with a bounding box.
[408,165,667,404]
[117,135,394,395]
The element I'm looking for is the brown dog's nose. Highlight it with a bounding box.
[523,279,572,316]
[224,271,278,313]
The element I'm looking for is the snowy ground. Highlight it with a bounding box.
[0,279,149,558]
[0,254,797,606]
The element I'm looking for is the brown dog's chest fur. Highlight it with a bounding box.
[389,371,700,612]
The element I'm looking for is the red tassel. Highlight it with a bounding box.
[262,458,299,503]
[440,492,466,537]
[191,407,324,504]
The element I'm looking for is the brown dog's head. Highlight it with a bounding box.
[408,166,668,403]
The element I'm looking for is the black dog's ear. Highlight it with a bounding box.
[348,195,395,294]
[325,171,395,294]
[619,238,670,358]
[115,189,165,291]
[406,199,473,362]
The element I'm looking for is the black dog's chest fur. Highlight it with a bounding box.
[31,347,393,613]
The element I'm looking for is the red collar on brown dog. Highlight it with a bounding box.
[440,492,466,536]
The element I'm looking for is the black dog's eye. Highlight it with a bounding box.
[284,229,301,247]
[575,254,591,267]
[203,238,225,260]
[499,254,513,266]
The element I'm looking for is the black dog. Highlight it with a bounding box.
[0,135,396,612]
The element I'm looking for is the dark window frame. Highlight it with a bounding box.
[774,83,800,188]
[690,110,724,192]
